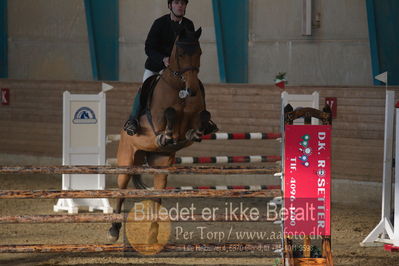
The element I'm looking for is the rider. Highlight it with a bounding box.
[123,0,218,136]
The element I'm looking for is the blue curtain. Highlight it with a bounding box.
[84,0,119,81]
[0,0,7,78]
[366,0,399,85]
[212,0,248,83]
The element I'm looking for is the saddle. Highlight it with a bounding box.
[139,74,160,114]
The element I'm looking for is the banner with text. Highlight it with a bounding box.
[284,125,331,236]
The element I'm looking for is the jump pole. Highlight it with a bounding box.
[0,213,278,223]
[0,165,280,175]
[0,188,281,199]
[0,243,275,253]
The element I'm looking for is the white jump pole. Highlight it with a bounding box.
[394,107,399,247]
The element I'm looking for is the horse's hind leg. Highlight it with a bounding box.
[146,153,175,244]
[108,138,143,242]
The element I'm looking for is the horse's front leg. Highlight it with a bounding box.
[156,107,176,147]
[107,137,134,242]
[185,110,210,142]
[107,172,129,242]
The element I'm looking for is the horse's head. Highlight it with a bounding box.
[169,27,202,96]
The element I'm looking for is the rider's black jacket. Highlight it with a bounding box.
[144,14,195,72]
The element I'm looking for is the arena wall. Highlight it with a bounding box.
[7,0,92,80]
[6,0,372,85]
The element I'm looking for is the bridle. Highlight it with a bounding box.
[165,41,200,98]
[168,66,199,80]
[169,41,199,78]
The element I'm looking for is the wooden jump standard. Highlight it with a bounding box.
[283,105,333,266]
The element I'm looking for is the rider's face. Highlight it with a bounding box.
[170,0,187,17]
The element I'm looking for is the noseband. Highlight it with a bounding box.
[169,66,199,79]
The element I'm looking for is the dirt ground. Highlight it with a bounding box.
[1,174,399,266]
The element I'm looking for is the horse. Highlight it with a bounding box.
[107,27,212,243]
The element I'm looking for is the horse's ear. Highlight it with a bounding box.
[195,27,202,39]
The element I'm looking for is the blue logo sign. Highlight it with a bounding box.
[72,107,97,124]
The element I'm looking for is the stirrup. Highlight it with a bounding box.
[204,120,219,135]
[123,119,139,136]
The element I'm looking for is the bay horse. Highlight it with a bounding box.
[108,27,211,243]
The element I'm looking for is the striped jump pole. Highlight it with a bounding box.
[174,155,281,164]
[0,165,280,175]
[106,132,282,143]
[202,132,281,140]
[107,155,281,166]
[165,185,281,190]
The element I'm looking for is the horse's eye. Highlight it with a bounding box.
[178,53,184,58]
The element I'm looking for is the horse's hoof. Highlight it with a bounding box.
[107,229,119,242]
[107,222,121,242]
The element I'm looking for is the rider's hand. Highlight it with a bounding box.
[163,57,170,67]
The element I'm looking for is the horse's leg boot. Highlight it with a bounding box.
[200,110,218,135]
[185,129,202,142]
[156,134,174,147]
[204,119,219,135]
[123,118,140,136]
[198,81,219,135]
[155,107,176,146]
